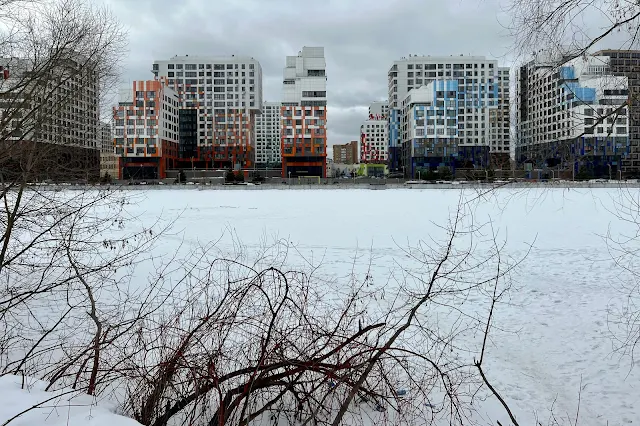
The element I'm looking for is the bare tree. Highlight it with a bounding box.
[0,0,126,185]
[0,0,157,401]
[507,0,640,62]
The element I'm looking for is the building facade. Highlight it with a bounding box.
[0,55,100,181]
[360,121,388,163]
[153,55,263,170]
[516,54,629,178]
[254,101,281,167]
[99,122,117,179]
[113,80,179,180]
[333,141,358,164]
[281,47,327,178]
[593,50,640,176]
[388,55,510,177]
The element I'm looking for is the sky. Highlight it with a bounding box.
[99,0,632,154]
[100,0,516,152]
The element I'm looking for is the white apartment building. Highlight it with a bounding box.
[281,46,327,177]
[516,54,629,173]
[153,55,263,168]
[254,101,281,166]
[388,55,510,176]
[360,101,388,163]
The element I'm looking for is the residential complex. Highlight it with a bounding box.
[333,141,358,164]
[594,50,640,175]
[388,55,510,177]
[281,46,327,178]
[152,55,263,170]
[254,101,281,166]
[20,43,639,182]
[516,54,629,177]
[113,80,180,179]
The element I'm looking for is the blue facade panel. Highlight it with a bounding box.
[560,66,575,80]
[562,82,596,103]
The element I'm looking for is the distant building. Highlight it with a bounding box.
[388,55,510,177]
[254,101,281,166]
[113,80,180,180]
[360,102,389,163]
[153,55,263,170]
[99,122,117,179]
[593,50,640,176]
[281,47,327,178]
[516,54,629,177]
[333,141,358,164]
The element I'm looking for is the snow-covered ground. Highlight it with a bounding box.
[0,375,142,426]
[117,187,639,425]
[2,187,638,425]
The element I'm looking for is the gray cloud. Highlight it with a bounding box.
[101,0,514,149]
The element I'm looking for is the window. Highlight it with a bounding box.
[168,64,174,69]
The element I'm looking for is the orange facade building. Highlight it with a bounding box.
[281,105,327,177]
[113,80,179,179]
[281,47,327,178]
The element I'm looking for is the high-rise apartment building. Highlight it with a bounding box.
[153,55,263,170]
[332,141,358,164]
[516,54,629,177]
[360,101,388,163]
[281,47,327,178]
[593,50,640,175]
[0,55,100,181]
[113,80,180,179]
[254,101,282,166]
[388,55,510,177]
